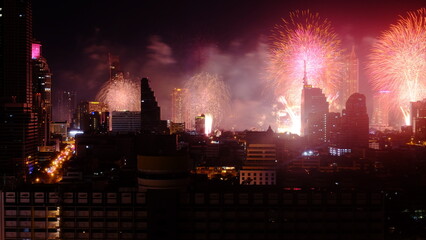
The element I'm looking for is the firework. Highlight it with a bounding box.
[96,74,141,111]
[268,10,343,134]
[205,114,213,135]
[184,72,230,130]
[368,8,426,126]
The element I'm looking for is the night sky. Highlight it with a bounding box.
[33,0,425,129]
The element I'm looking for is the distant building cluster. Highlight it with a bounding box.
[2,1,426,239]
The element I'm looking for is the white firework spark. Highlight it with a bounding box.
[184,72,230,129]
[96,74,141,111]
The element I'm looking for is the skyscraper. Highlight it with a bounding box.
[53,90,77,125]
[340,93,369,149]
[339,46,359,111]
[140,78,168,134]
[324,112,341,145]
[195,114,206,134]
[76,101,109,133]
[0,0,38,178]
[32,42,52,146]
[371,90,391,130]
[171,88,189,129]
[301,61,329,140]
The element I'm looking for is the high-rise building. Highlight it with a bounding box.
[301,86,329,141]
[301,62,329,139]
[171,88,189,129]
[53,90,77,125]
[411,99,426,141]
[371,90,391,130]
[32,42,52,146]
[0,0,38,179]
[0,0,33,104]
[339,46,359,111]
[76,101,109,133]
[340,93,369,149]
[324,112,341,145]
[140,78,168,134]
[195,114,206,134]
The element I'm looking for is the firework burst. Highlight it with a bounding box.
[268,10,343,134]
[184,72,230,129]
[96,74,141,111]
[368,8,426,126]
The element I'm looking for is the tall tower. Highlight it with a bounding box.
[140,78,168,134]
[0,0,38,178]
[53,90,77,125]
[171,88,189,129]
[301,61,329,138]
[340,93,369,149]
[32,42,52,146]
[339,46,359,111]
[371,90,391,130]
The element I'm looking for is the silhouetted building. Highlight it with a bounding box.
[76,101,109,133]
[0,187,385,240]
[111,111,141,133]
[32,42,52,146]
[301,60,329,141]
[301,85,329,145]
[0,0,38,179]
[140,78,168,134]
[340,93,369,149]
[411,99,426,141]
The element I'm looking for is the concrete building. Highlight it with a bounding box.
[0,187,385,240]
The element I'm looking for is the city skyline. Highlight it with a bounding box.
[2,1,426,238]
[32,0,425,131]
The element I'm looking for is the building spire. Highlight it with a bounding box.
[303,60,308,86]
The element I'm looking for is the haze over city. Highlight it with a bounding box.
[2,0,426,239]
[33,0,425,131]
